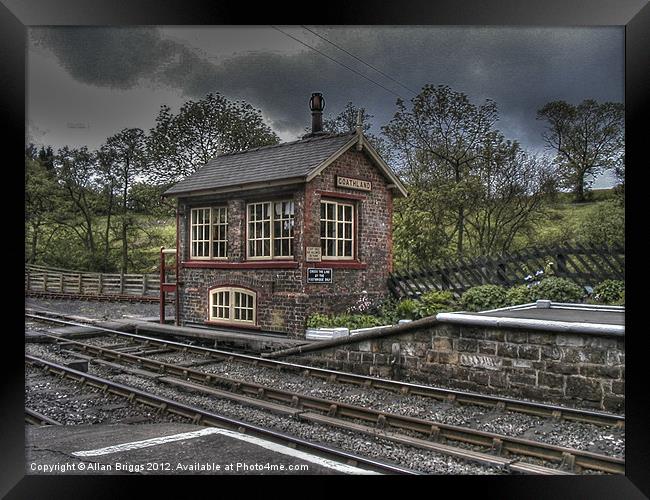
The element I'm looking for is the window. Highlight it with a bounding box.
[247,200,294,259]
[209,287,256,325]
[320,200,354,259]
[190,207,228,259]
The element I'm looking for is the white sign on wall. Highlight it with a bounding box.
[306,246,322,262]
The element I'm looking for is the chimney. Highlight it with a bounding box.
[309,92,325,135]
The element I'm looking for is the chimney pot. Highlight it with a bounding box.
[309,92,325,135]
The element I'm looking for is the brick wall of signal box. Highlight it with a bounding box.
[176,147,395,337]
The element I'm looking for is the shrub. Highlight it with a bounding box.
[306,313,333,328]
[506,285,532,306]
[416,290,458,318]
[592,280,625,304]
[395,299,420,320]
[614,291,625,306]
[461,285,508,312]
[528,277,584,303]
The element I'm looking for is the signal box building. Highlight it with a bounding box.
[164,94,408,338]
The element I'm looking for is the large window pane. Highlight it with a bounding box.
[320,200,354,259]
[246,200,293,259]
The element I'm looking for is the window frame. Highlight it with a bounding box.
[320,199,355,261]
[189,206,228,260]
[246,199,295,261]
[208,286,257,326]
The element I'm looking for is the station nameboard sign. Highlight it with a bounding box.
[305,246,322,262]
[307,268,332,283]
[336,176,372,192]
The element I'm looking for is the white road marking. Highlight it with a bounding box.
[71,427,222,457]
[71,427,379,474]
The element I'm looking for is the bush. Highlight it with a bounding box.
[528,277,584,303]
[592,280,625,304]
[461,285,508,312]
[416,290,458,318]
[395,299,420,320]
[506,285,532,306]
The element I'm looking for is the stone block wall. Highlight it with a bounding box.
[289,322,625,412]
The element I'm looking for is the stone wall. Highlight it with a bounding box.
[285,321,625,412]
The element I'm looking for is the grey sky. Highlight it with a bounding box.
[27,26,624,187]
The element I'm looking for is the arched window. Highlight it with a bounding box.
[209,287,256,325]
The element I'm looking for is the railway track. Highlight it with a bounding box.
[27,331,624,475]
[25,407,61,426]
[26,354,417,476]
[26,311,625,429]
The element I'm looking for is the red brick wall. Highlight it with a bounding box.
[177,146,395,337]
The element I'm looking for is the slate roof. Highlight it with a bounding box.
[164,132,356,196]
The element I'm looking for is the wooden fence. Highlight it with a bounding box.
[24,264,169,299]
[388,243,625,299]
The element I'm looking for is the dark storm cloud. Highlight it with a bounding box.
[30,27,179,89]
[29,26,623,148]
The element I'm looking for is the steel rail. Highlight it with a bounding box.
[33,334,624,474]
[26,311,624,428]
[25,407,61,426]
[25,354,418,476]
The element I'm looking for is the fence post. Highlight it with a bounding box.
[26,269,31,292]
[98,273,103,295]
[142,274,148,295]
[556,252,567,277]
[44,271,48,292]
[119,273,124,295]
[78,273,82,294]
[160,247,165,324]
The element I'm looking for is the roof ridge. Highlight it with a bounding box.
[216,131,355,158]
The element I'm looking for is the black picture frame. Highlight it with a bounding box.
[3,1,648,497]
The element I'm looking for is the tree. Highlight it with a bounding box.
[25,150,58,263]
[537,99,624,203]
[147,93,280,185]
[102,128,147,274]
[52,146,101,268]
[463,132,557,255]
[320,101,393,162]
[383,84,498,256]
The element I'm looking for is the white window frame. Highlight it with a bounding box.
[208,287,256,325]
[190,206,228,260]
[246,200,295,260]
[320,200,355,260]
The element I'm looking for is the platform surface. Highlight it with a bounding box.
[26,423,375,475]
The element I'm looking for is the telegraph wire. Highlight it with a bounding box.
[270,25,405,99]
[300,25,418,96]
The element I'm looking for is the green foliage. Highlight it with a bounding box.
[592,280,625,304]
[415,290,458,318]
[576,199,625,247]
[506,285,532,306]
[147,93,280,185]
[528,277,584,303]
[394,299,420,320]
[461,285,508,312]
[537,100,624,202]
[306,314,386,330]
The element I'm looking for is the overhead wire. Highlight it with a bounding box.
[270,25,406,100]
[300,25,418,96]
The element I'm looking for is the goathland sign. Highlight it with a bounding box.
[336,176,372,191]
